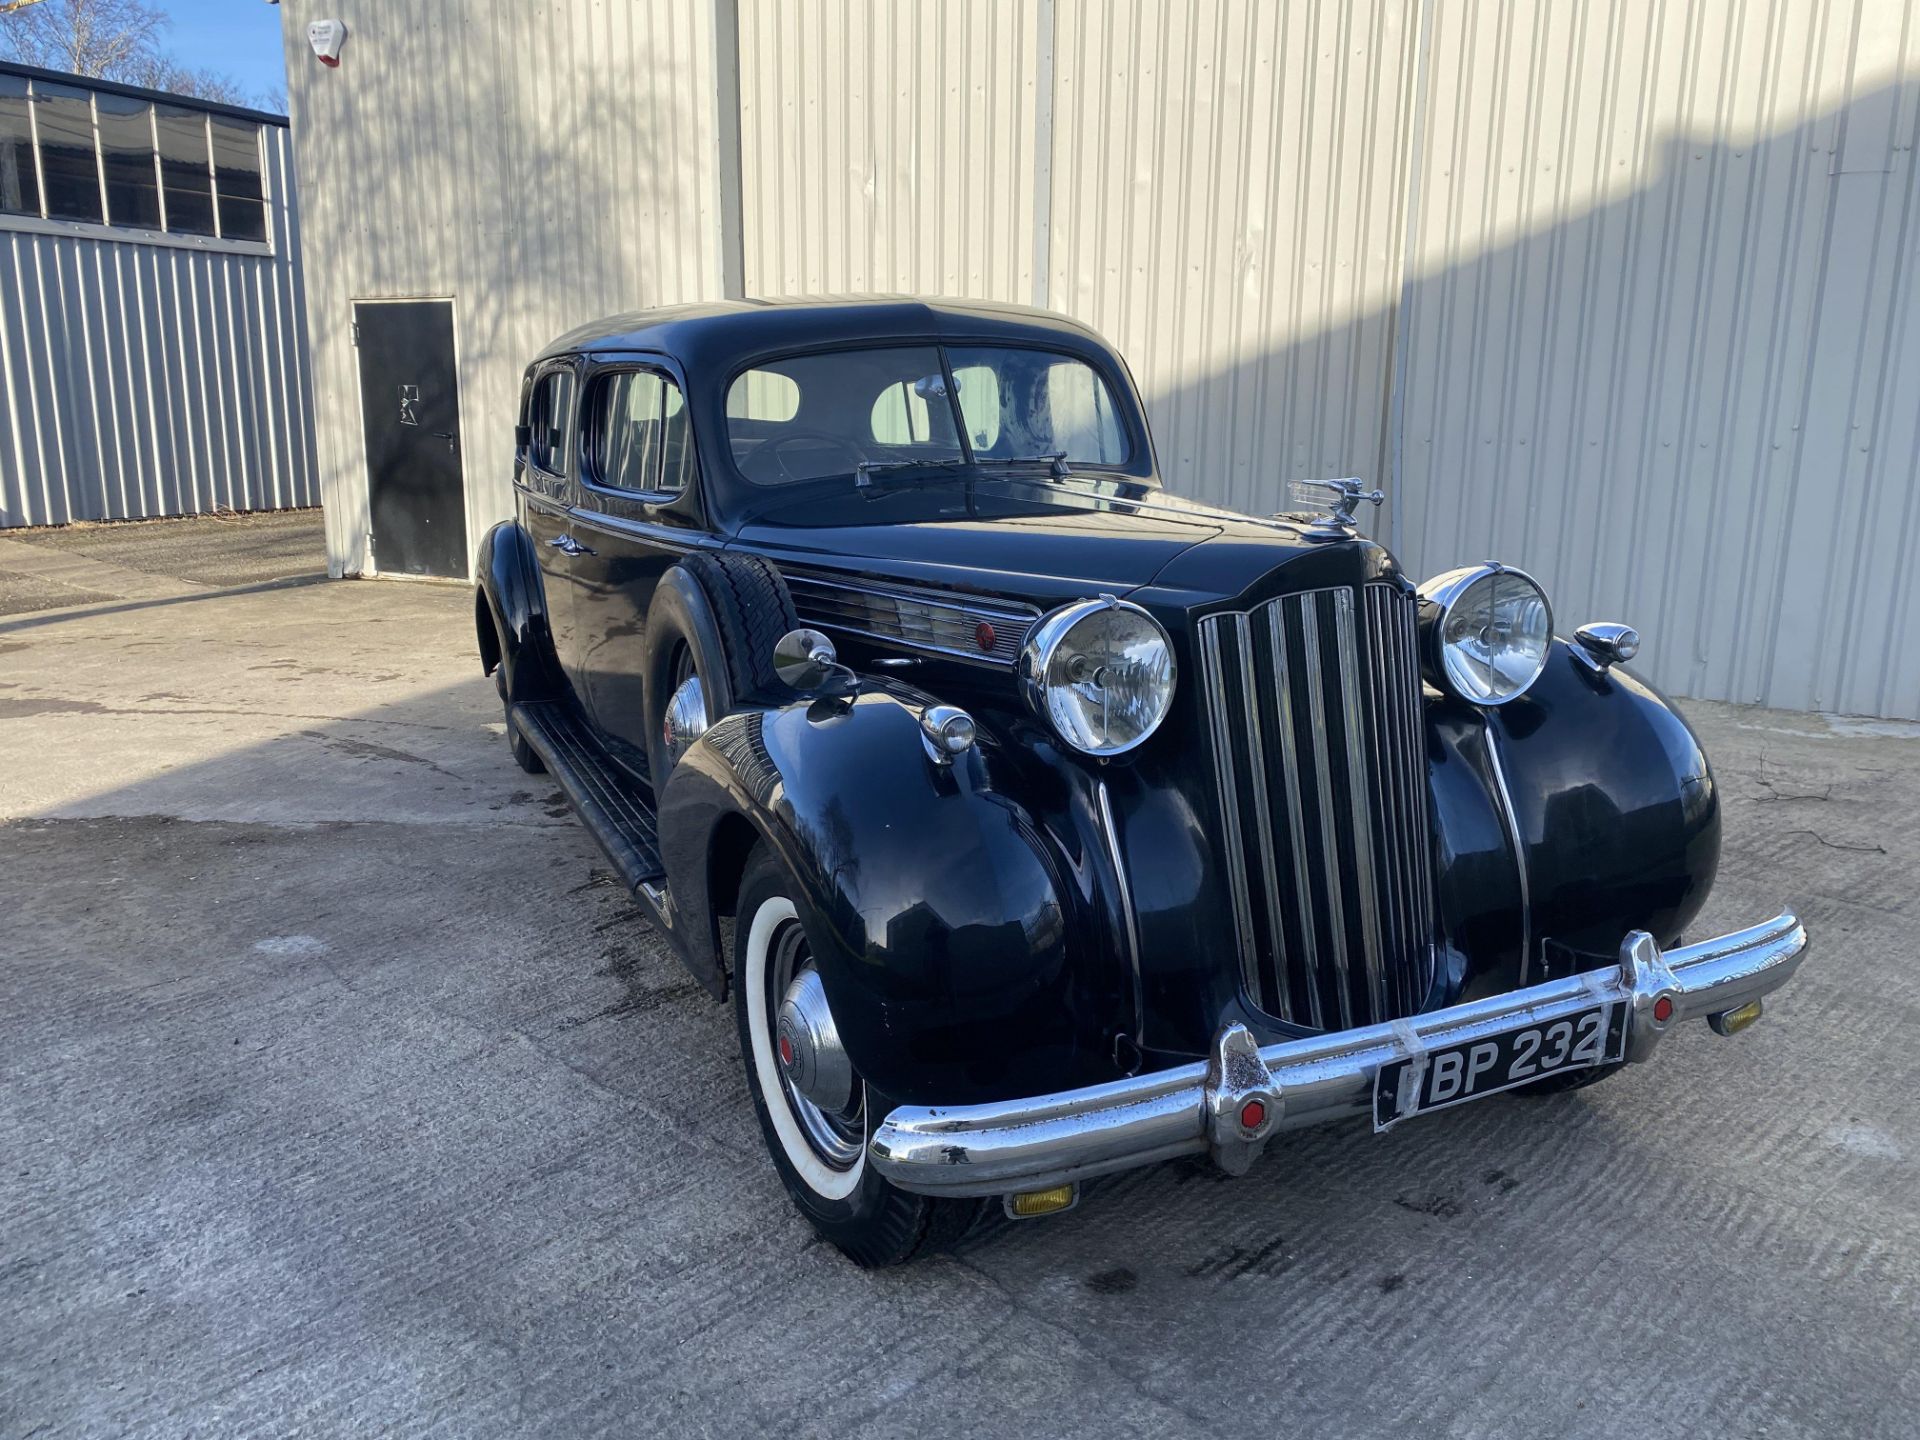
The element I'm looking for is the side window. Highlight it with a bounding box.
[524,370,573,474]
[591,370,693,494]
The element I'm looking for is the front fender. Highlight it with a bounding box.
[474,519,562,701]
[658,692,1087,1107]
[1432,640,1722,998]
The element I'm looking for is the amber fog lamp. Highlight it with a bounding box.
[1019,596,1175,757]
[1417,564,1553,705]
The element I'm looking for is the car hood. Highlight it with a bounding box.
[732,472,1339,609]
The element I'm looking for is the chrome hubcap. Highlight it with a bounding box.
[777,969,853,1113]
[767,918,863,1169]
[662,672,707,770]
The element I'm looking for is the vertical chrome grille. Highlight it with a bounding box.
[1197,583,1435,1029]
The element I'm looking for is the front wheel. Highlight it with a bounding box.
[732,843,980,1266]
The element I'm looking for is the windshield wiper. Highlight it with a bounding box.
[853,451,1074,489]
[853,457,971,488]
[984,452,1073,478]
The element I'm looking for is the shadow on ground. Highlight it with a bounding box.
[0,579,1915,1438]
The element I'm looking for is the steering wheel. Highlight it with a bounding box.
[766,429,870,482]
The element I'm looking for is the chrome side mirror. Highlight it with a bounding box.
[773,628,855,695]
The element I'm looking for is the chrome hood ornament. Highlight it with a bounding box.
[1286,477,1385,541]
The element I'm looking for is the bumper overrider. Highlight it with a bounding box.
[869,912,1809,1200]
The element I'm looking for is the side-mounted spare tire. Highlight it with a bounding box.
[641,550,800,785]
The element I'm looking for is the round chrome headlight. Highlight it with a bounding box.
[1418,564,1553,705]
[1020,597,1175,756]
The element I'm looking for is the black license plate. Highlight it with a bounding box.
[1372,1003,1627,1131]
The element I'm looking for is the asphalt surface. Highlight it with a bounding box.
[2,553,1916,1438]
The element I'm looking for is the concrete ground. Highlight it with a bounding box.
[2,548,1916,1438]
[0,510,325,617]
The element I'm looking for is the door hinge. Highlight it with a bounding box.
[351,322,360,346]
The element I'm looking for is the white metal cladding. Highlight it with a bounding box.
[1047,0,1419,518]
[283,0,728,580]
[287,0,1920,717]
[0,122,316,527]
[1391,0,1920,719]
[735,0,1042,302]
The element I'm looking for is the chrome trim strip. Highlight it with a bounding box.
[1364,588,1410,1015]
[1268,606,1322,1029]
[1095,780,1147,1046]
[869,911,1810,1197]
[1197,621,1259,987]
[1298,592,1355,1030]
[567,507,700,551]
[1334,588,1388,1022]
[1482,723,1531,984]
[1233,612,1289,1017]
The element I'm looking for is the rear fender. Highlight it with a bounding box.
[474,520,562,701]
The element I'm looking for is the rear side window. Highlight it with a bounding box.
[524,370,573,474]
[590,369,693,494]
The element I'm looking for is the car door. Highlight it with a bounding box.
[569,362,710,758]
[515,362,593,702]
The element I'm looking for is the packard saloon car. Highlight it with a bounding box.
[475,298,1809,1266]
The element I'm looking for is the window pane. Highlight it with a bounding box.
[33,83,101,223]
[725,369,799,422]
[595,371,664,491]
[154,105,214,235]
[96,94,160,230]
[952,365,1001,449]
[660,380,693,492]
[727,349,961,484]
[869,381,934,445]
[210,116,265,241]
[0,76,39,217]
[944,347,1132,465]
[528,372,572,473]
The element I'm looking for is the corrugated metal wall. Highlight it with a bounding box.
[286,0,727,580]
[0,123,316,527]
[1393,0,1920,718]
[736,0,1041,302]
[289,0,1920,716]
[1046,0,1417,515]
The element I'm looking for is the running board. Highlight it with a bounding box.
[510,700,665,888]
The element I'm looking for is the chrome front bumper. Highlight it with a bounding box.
[869,913,1809,1199]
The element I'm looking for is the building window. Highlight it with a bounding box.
[0,71,272,245]
[96,93,161,229]
[0,75,40,217]
[153,105,215,235]
[210,115,265,242]
[33,81,102,223]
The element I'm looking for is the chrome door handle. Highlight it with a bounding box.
[547,534,592,556]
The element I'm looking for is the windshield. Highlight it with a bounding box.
[725,344,1135,486]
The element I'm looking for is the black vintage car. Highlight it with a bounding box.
[475,298,1808,1266]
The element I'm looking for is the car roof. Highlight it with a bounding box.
[533,295,1118,372]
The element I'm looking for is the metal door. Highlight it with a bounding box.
[354,299,468,578]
